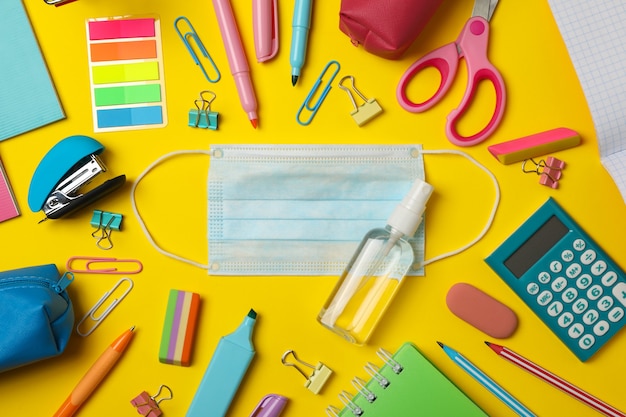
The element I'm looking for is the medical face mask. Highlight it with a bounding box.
[131,146,499,276]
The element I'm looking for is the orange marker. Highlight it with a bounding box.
[53,327,135,417]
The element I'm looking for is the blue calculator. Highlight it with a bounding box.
[485,198,626,361]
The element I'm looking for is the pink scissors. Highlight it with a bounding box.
[396,0,505,147]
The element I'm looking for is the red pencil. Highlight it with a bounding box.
[485,342,625,417]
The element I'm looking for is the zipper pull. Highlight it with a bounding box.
[54,272,74,293]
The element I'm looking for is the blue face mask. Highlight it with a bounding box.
[207,145,426,276]
[131,146,499,276]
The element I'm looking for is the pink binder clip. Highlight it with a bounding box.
[522,156,566,189]
[131,385,173,417]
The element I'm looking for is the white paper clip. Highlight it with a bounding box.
[281,350,333,394]
[76,277,134,337]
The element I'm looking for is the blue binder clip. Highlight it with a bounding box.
[188,91,219,130]
[27,135,126,222]
[90,210,123,250]
[296,60,341,126]
[175,16,221,83]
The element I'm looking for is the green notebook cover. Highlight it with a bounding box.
[329,342,487,416]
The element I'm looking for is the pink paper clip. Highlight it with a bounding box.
[522,156,566,189]
[131,385,173,417]
[66,256,143,274]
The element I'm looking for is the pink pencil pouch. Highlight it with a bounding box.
[339,0,444,60]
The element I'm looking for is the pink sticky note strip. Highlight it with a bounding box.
[487,127,581,164]
[89,18,156,40]
[0,159,19,222]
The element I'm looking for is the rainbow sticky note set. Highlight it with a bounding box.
[86,16,167,132]
[159,289,201,367]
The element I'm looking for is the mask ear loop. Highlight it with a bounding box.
[419,149,501,267]
[130,150,212,270]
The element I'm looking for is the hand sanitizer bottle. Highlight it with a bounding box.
[317,178,434,344]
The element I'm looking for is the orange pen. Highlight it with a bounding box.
[53,327,135,417]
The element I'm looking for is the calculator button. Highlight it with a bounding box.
[550,261,562,273]
[537,290,553,306]
[561,250,574,262]
[587,285,603,301]
[597,296,614,312]
[551,277,567,292]
[547,301,563,317]
[611,282,626,306]
[566,263,582,279]
[562,288,578,303]
[527,282,540,295]
[580,249,596,265]
[576,274,593,290]
[572,239,586,251]
[582,309,600,325]
[568,323,584,338]
[579,334,595,350]
[572,299,589,314]
[558,312,574,328]
[538,271,551,284]
[594,320,610,336]
[591,261,608,276]
[608,307,624,322]
[602,271,618,287]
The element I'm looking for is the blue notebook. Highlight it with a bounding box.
[0,0,65,141]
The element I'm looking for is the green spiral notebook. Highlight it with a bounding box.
[326,342,487,416]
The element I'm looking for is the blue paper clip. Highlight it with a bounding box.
[296,60,341,126]
[174,16,221,83]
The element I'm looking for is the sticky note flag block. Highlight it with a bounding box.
[86,16,167,132]
[159,289,201,366]
[487,127,581,165]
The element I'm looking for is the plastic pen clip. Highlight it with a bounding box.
[253,0,279,62]
[249,394,287,417]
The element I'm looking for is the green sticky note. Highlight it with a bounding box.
[94,84,162,106]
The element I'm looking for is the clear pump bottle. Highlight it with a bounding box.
[317,178,434,344]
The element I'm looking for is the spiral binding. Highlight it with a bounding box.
[325,347,405,416]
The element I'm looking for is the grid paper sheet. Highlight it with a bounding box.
[547,1,626,203]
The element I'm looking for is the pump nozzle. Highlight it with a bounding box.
[387,178,434,237]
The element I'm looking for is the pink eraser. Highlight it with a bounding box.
[487,127,581,164]
[446,283,518,338]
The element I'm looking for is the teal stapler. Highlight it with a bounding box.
[28,135,125,222]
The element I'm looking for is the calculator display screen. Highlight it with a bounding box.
[504,215,570,278]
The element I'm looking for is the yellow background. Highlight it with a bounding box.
[2,0,626,416]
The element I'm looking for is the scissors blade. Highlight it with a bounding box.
[472,0,499,21]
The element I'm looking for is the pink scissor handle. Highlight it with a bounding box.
[447,17,506,146]
[396,42,460,113]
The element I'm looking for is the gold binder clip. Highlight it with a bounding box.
[281,350,333,394]
[338,75,383,126]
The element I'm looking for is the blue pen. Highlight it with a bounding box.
[437,342,536,417]
[290,0,313,85]
[186,309,257,417]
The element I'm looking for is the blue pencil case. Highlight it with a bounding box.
[0,264,74,373]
